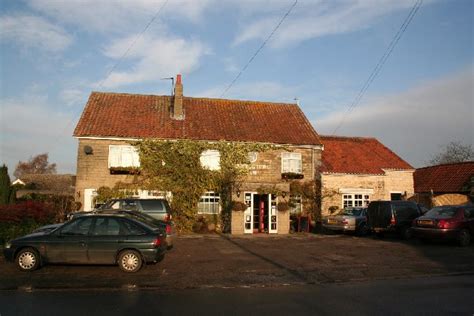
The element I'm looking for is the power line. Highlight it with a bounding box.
[50,0,170,152]
[331,0,423,135]
[219,0,298,98]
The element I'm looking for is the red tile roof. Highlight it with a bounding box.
[73,92,322,146]
[320,136,413,175]
[414,161,474,193]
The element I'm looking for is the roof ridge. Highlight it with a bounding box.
[320,134,377,141]
[417,161,474,170]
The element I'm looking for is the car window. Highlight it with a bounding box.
[121,201,139,211]
[464,208,474,219]
[61,218,94,236]
[92,218,122,236]
[121,219,147,235]
[426,207,458,218]
[140,200,164,211]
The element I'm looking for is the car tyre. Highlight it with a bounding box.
[457,229,471,247]
[356,222,368,236]
[401,226,413,240]
[16,247,40,272]
[118,250,143,273]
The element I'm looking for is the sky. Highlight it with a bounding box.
[0,0,472,176]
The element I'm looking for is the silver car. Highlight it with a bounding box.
[323,207,368,235]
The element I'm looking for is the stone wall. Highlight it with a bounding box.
[75,137,322,234]
[321,170,414,216]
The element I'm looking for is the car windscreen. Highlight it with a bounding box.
[140,200,164,211]
[340,209,363,216]
[425,207,458,218]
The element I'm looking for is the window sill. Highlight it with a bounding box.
[281,172,304,180]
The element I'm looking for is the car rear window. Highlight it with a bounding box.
[425,207,459,218]
[140,200,164,211]
[341,208,363,216]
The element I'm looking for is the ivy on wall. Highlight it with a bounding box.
[133,139,274,232]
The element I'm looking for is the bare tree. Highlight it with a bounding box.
[14,153,57,179]
[429,141,474,166]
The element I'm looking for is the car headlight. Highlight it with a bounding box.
[4,241,11,249]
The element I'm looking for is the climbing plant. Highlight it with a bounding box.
[133,139,274,232]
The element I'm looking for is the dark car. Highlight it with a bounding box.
[367,200,422,239]
[3,214,167,273]
[412,205,474,247]
[99,198,172,221]
[68,209,174,249]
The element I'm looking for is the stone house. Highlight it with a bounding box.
[413,161,474,207]
[319,136,415,215]
[73,75,323,234]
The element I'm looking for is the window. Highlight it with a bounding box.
[289,195,303,214]
[200,150,220,170]
[198,192,220,214]
[108,145,140,168]
[61,218,94,236]
[342,194,370,208]
[92,218,121,236]
[281,152,302,173]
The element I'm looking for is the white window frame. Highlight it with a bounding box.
[108,145,140,168]
[289,195,303,214]
[342,194,370,208]
[200,150,220,170]
[197,192,220,214]
[281,152,302,173]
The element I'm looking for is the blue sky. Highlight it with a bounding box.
[0,0,472,176]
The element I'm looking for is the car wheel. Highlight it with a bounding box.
[375,232,384,238]
[457,229,471,247]
[16,248,40,272]
[401,226,413,240]
[356,222,368,236]
[118,250,143,273]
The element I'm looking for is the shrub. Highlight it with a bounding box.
[0,201,55,244]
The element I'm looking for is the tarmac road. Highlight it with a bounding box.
[1,233,474,291]
[1,275,473,316]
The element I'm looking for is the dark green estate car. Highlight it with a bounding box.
[3,214,167,273]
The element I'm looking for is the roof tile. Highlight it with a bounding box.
[414,161,474,193]
[74,92,322,146]
[320,135,413,174]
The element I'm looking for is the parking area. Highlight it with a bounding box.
[1,233,473,291]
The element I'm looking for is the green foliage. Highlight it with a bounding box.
[0,221,43,245]
[0,164,14,205]
[95,182,139,204]
[134,139,273,232]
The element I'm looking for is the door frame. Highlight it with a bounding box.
[243,192,277,234]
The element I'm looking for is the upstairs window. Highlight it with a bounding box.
[281,152,302,174]
[108,145,140,168]
[200,150,220,170]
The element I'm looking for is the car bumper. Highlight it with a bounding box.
[412,227,459,239]
[322,223,356,232]
[141,247,166,263]
[3,247,15,262]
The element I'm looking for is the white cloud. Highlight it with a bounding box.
[233,0,431,48]
[27,0,212,34]
[59,89,88,107]
[0,94,77,174]
[0,14,72,52]
[196,81,300,103]
[99,34,209,88]
[314,67,474,167]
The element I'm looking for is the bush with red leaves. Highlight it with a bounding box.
[0,201,55,224]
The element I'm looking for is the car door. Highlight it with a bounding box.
[46,217,93,263]
[87,217,124,264]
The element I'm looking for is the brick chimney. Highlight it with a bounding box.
[172,74,184,120]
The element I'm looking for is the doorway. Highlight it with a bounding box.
[253,194,269,233]
[243,192,278,234]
